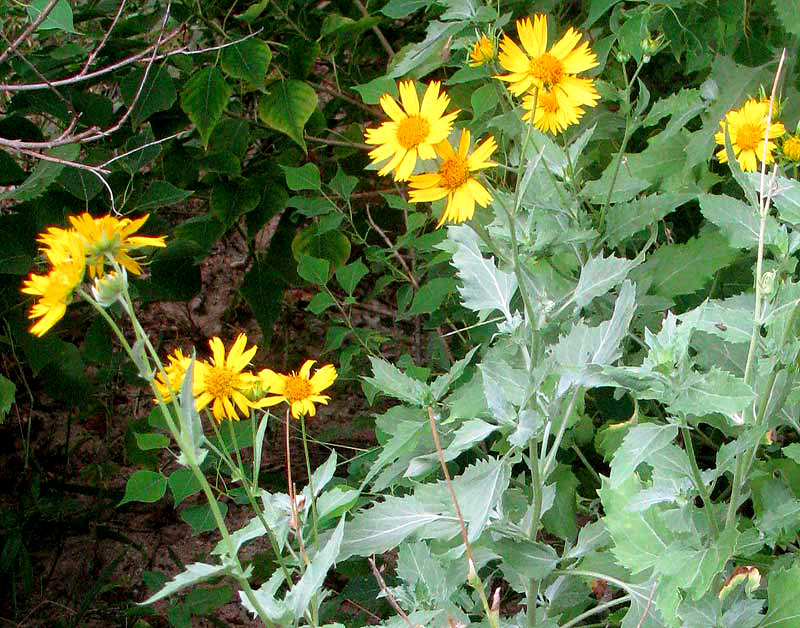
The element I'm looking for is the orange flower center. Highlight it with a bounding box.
[736,123,762,152]
[530,53,564,88]
[205,366,236,398]
[396,116,430,149]
[440,155,470,190]
[538,90,559,113]
[284,375,312,402]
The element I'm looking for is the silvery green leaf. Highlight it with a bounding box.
[285,517,344,618]
[177,357,207,467]
[214,489,289,555]
[131,338,152,380]
[363,356,430,406]
[721,598,765,628]
[479,352,528,424]
[494,536,559,586]
[699,193,782,249]
[667,368,754,418]
[572,252,639,308]
[452,458,511,541]
[363,420,425,490]
[306,450,336,499]
[238,570,291,623]
[564,520,609,560]
[605,192,693,247]
[253,411,270,486]
[140,561,237,605]
[395,542,454,605]
[338,494,459,560]
[553,280,636,392]
[757,173,800,225]
[681,295,753,345]
[316,486,359,523]
[430,346,479,401]
[609,424,678,489]
[437,225,517,322]
[445,418,499,456]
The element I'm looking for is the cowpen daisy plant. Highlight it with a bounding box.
[22,214,350,626]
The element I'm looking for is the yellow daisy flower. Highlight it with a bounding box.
[364,80,459,181]
[469,34,495,67]
[783,135,800,162]
[154,348,192,403]
[522,82,597,134]
[714,99,786,173]
[259,360,337,419]
[496,15,599,98]
[193,334,262,422]
[67,212,166,278]
[408,129,497,227]
[21,232,86,337]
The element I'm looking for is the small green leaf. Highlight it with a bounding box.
[471,83,499,119]
[180,67,232,148]
[134,432,171,451]
[181,501,228,534]
[221,38,271,88]
[168,469,203,506]
[307,291,337,314]
[119,470,168,506]
[363,356,430,406]
[409,277,455,315]
[759,562,800,627]
[210,180,261,227]
[28,0,76,33]
[121,66,177,125]
[235,0,269,22]
[138,180,193,210]
[258,80,317,152]
[282,163,321,191]
[240,259,286,344]
[609,424,678,488]
[296,255,330,286]
[1,144,79,202]
[292,225,350,273]
[352,77,397,105]
[329,167,358,200]
[0,374,16,423]
[335,259,368,294]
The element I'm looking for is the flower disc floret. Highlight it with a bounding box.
[259,360,337,419]
[715,98,786,172]
[408,129,497,227]
[364,80,459,181]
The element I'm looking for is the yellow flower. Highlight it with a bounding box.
[68,212,166,278]
[408,129,497,227]
[21,232,86,336]
[259,360,337,419]
[193,334,262,422]
[364,80,459,181]
[469,34,495,67]
[784,135,800,162]
[154,348,192,402]
[715,99,786,173]
[496,15,599,99]
[522,83,597,134]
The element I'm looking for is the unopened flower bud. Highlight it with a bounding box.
[91,269,128,308]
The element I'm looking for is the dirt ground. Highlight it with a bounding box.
[0,223,390,627]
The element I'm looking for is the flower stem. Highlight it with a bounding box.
[681,426,719,539]
[300,415,320,548]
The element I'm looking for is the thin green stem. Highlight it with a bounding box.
[527,438,543,539]
[559,594,632,628]
[681,426,719,539]
[541,387,581,479]
[300,416,320,548]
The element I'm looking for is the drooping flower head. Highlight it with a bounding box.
[469,34,495,67]
[714,99,786,172]
[364,81,459,181]
[21,231,86,336]
[496,15,599,98]
[193,334,262,422]
[522,82,598,134]
[154,348,192,403]
[783,135,800,162]
[259,360,337,419]
[408,129,497,228]
[67,212,166,278]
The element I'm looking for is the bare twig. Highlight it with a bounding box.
[368,557,420,628]
[0,28,183,92]
[99,128,193,168]
[352,0,395,57]
[16,147,109,175]
[305,134,370,150]
[0,0,61,67]
[316,80,379,116]
[78,0,128,74]
[150,28,265,60]
[365,204,419,288]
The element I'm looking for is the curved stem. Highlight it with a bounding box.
[681,426,719,539]
[300,416,320,548]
